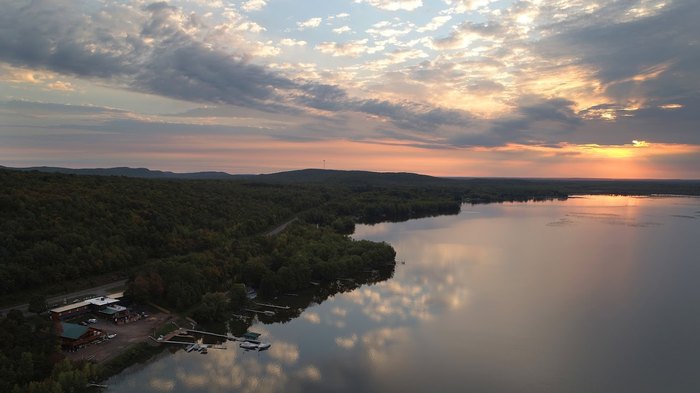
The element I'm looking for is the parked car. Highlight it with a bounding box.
[107,333,117,339]
[87,318,97,324]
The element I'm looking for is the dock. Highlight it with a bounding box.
[152,331,270,353]
[244,308,275,316]
[150,337,193,346]
[254,302,290,310]
[186,329,236,341]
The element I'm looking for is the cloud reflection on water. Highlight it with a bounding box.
[109,196,700,393]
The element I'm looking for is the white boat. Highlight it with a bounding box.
[239,341,259,350]
[257,343,271,351]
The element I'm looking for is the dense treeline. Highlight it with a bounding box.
[125,223,395,311]
[0,170,323,296]
[3,168,698,299]
[0,310,99,393]
[0,170,459,299]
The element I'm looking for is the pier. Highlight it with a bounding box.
[152,330,270,352]
[150,336,193,346]
[244,308,275,316]
[254,302,290,310]
[186,329,236,341]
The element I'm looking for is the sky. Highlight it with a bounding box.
[1,0,699,178]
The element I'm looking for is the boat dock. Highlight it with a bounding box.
[244,308,275,316]
[152,330,270,352]
[186,329,236,341]
[254,302,290,310]
[150,337,193,346]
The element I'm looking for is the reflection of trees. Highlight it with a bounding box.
[231,266,395,330]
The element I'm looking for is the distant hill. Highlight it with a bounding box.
[0,165,239,180]
[2,165,699,194]
[252,169,458,187]
[0,166,458,187]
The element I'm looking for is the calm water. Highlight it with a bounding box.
[107,195,700,393]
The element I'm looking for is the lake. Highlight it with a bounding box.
[106,195,700,392]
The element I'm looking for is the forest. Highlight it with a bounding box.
[2,168,699,302]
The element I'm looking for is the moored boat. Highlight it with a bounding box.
[240,341,258,350]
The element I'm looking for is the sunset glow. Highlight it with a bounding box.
[1,0,698,178]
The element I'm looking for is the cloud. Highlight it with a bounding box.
[297,17,323,30]
[0,99,125,115]
[335,334,358,349]
[0,64,53,84]
[366,20,414,39]
[3,0,698,158]
[355,0,423,11]
[280,38,307,47]
[134,43,292,111]
[302,311,321,324]
[444,0,496,13]
[0,0,469,139]
[416,15,452,33]
[431,21,506,49]
[47,80,74,91]
[333,26,352,34]
[316,39,378,57]
[535,1,700,105]
[356,99,471,132]
[0,1,138,78]
[364,49,429,72]
[241,0,267,12]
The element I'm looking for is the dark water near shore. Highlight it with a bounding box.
[107,195,700,392]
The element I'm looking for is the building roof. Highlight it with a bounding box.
[50,301,89,314]
[49,296,119,314]
[60,322,89,340]
[86,297,120,306]
[99,305,127,315]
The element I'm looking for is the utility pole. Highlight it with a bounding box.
[323,160,326,169]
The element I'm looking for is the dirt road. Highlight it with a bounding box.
[65,312,172,363]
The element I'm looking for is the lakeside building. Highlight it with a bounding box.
[56,322,104,350]
[49,296,122,321]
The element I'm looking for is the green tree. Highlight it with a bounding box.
[228,283,247,310]
[16,352,34,384]
[28,295,47,315]
[194,292,229,322]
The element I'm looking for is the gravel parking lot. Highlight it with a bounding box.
[65,312,172,363]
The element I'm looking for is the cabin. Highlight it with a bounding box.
[57,322,104,350]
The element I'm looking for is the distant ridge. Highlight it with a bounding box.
[3,166,698,191]
[0,165,239,180]
[254,168,457,186]
[0,166,459,186]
